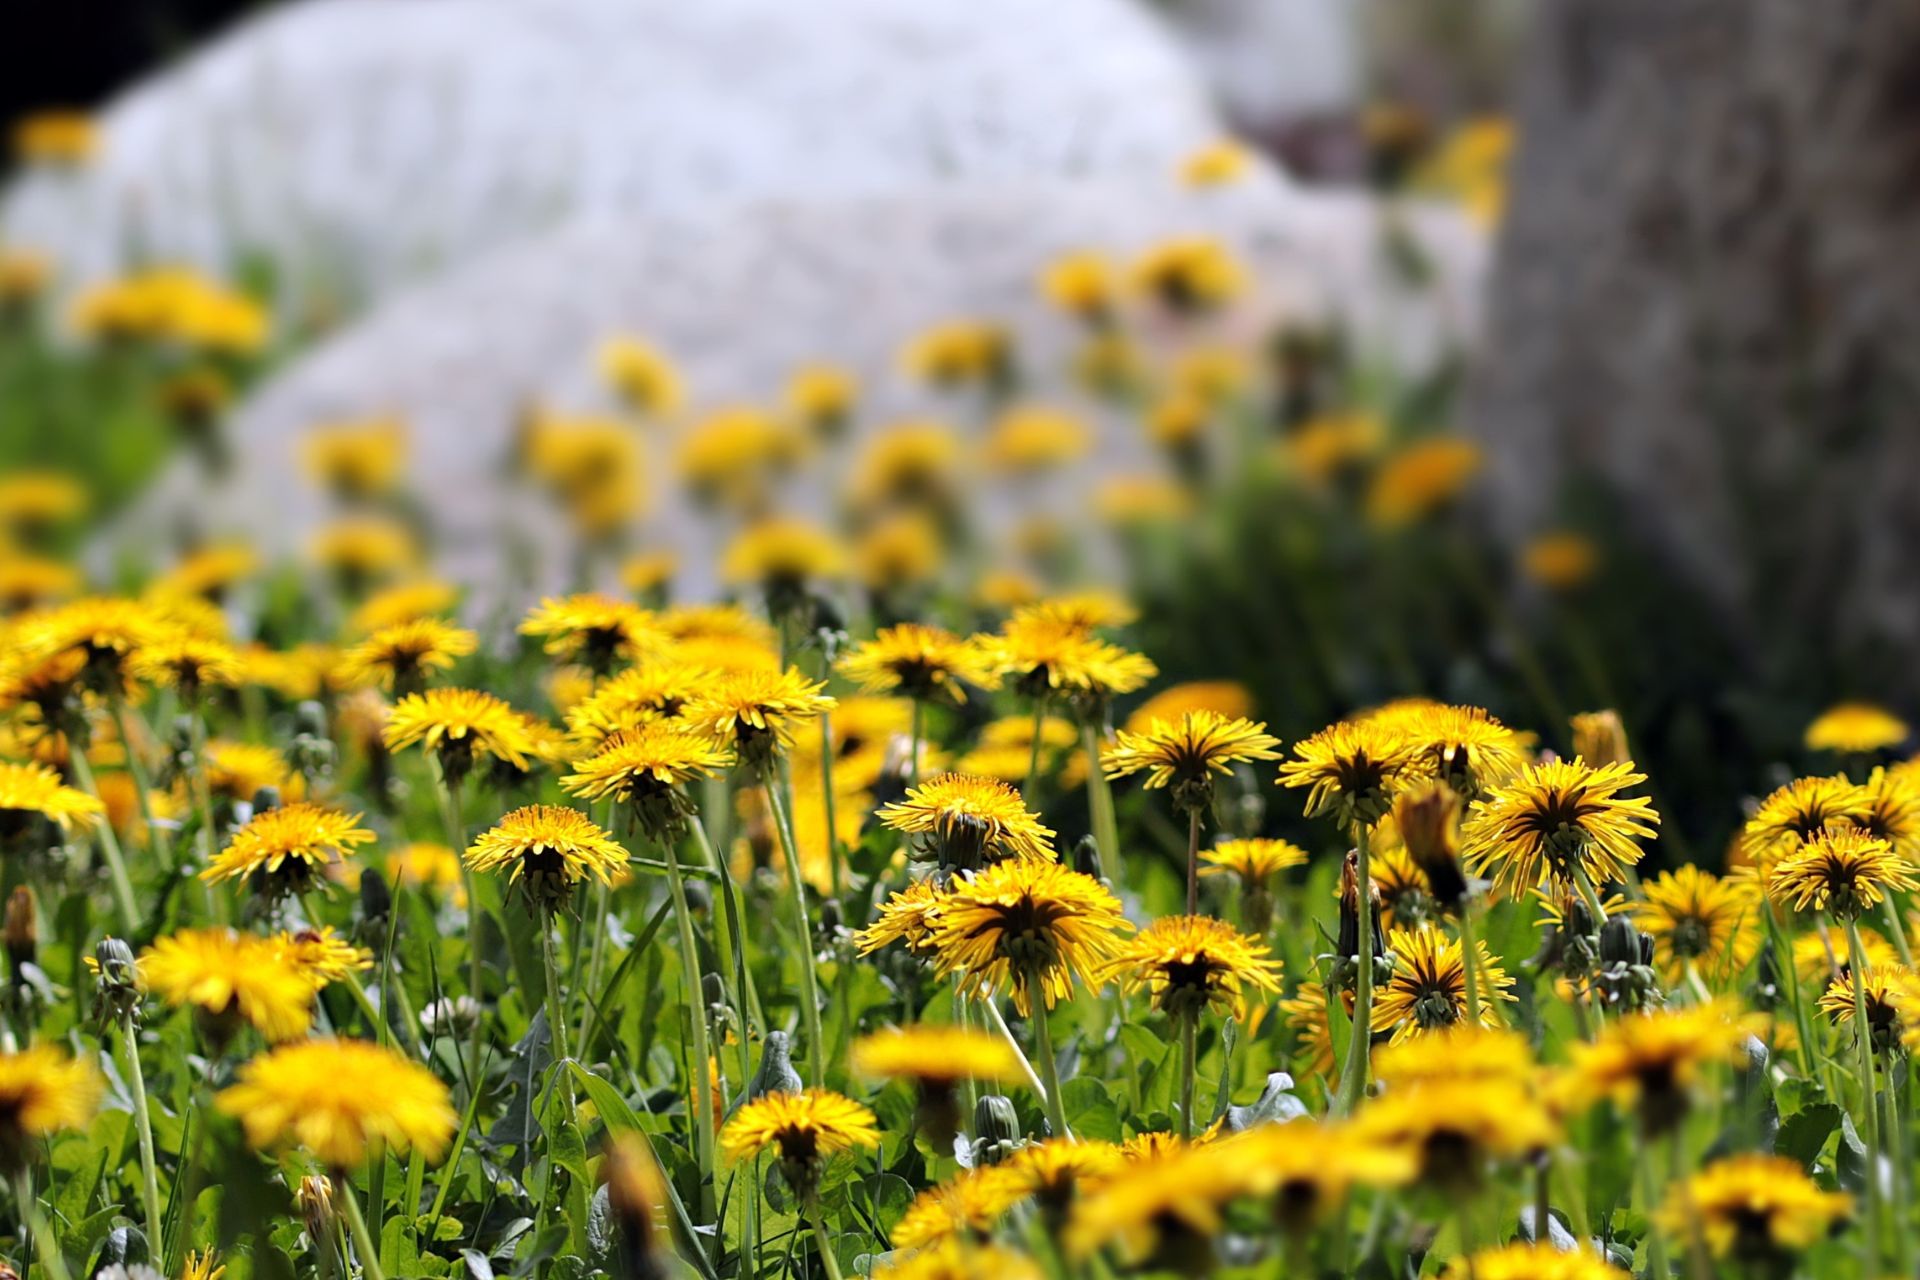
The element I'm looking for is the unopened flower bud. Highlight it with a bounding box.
[4,887,35,976]
[601,1133,667,1280]
[1394,784,1468,907]
[297,1175,335,1241]
[1570,710,1630,769]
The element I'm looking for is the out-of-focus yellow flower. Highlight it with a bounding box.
[1805,702,1909,755]
[346,580,458,636]
[675,407,805,510]
[903,321,1013,391]
[1096,474,1191,526]
[784,363,858,435]
[308,517,419,585]
[1171,347,1252,404]
[524,411,646,538]
[974,568,1044,612]
[218,1038,455,1167]
[13,111,99,166]
[983,405,1091,475]
[956,714,1082,786]
[1039,251,1121,325]
[300,418,407,500]
[70,267,268,354]
[518,594,663,670]
[721,517,847,596]
[156,367,234,428]
[1101,913,1282,1017]
[0,556,81,612]
[1365,437,1482,528]
[0,247,54,306]
[1146,392,1210,458]
[1521,532,1599,591]
[598,334,684,418]
[386,842,466,905]
[1179,139,1254,188]
[0,1045,102,1166]
[0,471,88,537]
[1131,237,1247,313]
[1660,1154,1850,1262]
[1414,116,1516,230]
[855,512,944,593]
[150,544,259,602]
[1284,413,1385,485]
[620,550,678,598]
[848,421,963,514]
[1125,681,1253,733]
[1071,332,1148,399]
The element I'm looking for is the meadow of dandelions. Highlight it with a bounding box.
[0,107,1909,1280]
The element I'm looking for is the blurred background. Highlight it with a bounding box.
[3,0,1913,863]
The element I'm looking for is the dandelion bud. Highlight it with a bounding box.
[683,879,711,917]
[421,996,480,1040]
[93,936,142,1025]
[601,1132,668,1280]
[1570,710,1630,768]
[1337,850,1387,973]
[297,1174,335,1241]
[1594,916,1663,1015]
[358,866,393,929]
[250,785,282,815]
[4,887,35,976]
[1395,784,1468,907]
[970,1093,1022,1166]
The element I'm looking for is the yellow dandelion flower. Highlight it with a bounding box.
[983,406,1091,474]
[1856,765,1920,860]
[517,594,663,670]
[1372,702,1528,800]
[1039,251,1120,324]
[1277,719,1421,829]
[975,617,1156,704]
[954,714,1081,787]
[345,580,460,636]
[1063,1140,1257,1263]
[337,618,476,692]
[684,666,834,768]
[180,1250,226,1280]
[307,517,418,583]
[201,803,375,894]
[0,471,88,535]
[1103,710,1280,807]
[127,632,243,694]
[1101,914,1282,1018]
[1569,709,1630,767]
[0,1045,100,1165]
[1769,826,1917,919]
[674,406,805,507]
[784,363,857,432]
[1633,866,1761,982]
[1364,438,1482,529]
[386,842,466,904]
[718,1089,880,1194]
[893,1165,1026,1250]
[848,421,965,513]
[1439,1243,1628,1280]
[855,512,945,593]
[562,722,734,838]
[150,544,259,602]
[218,1037,455,1167]
[198,740,294,805]
[1351,1080,1557,1187]
[1372,927,1514,1040]
[300,418,407,500]
[1565,1001,1761,1130]
[871,1242,1041,1280]
[0,556,82,613]
[1805,701,1909,755]
[598,334,684,418]
[382,688,536,776]
[851,1026,1021,1087]
[1793,925,1897,990]
[927,860,1130,1014]
[465,805,628,906]
[1520,532,1599,591]
[1817,962,1916,1054]
[878,772,1055,868]
[1229,1120,1414,1232]
[1742,773,1872,871]
[855,880,946,958]
[1096,474,1192,526]
[1200,837,1308,886]
[1001,1139,1125,1213]
[902,321,1012,390]
[1660,1154,1850,1261]
[1460,758,1658,896]
[1373,1024,1537,1091]
[140,928,318,1043]
[720,517,847,596]
[0,761,103,836]
[273,926,374,986]
[1130,237,1246,312]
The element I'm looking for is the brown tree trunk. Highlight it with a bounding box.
[1473,0,1920,691]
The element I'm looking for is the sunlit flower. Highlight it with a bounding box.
[150,545,259,603]
[855,880,947,959]
[836,625,992,709]
[272,926,374,987]
[849,421,964,515]
[719,1089,880,1199]
[975,617,1156,707]
[1001,1139,1125,1217]
[307,517,418,585]
[1438,1243,1627,1280]
[1855,765,1920,859]
[1365,438,1482,529]
[218,1037,455,1168]
[598,334,684,418]
[140,927,318,1044]
[893,1165,1025,1250]
[1280,982,1341,1080]
[1793,925,1897,990]
[1101,914,1282,1018]
[180,1250,225,1280]
[201,803,375,896]
[337,618,476,692]
[1131,237,1246,312]
[685,666,834,769]
[0,761,103,840]
[1806,701,1909,755]
[1372,927,1514,1040]
[954,714,1081,787]
[855,512,945,594]
[518,594,662,672]
[1461,758,1658,896]
[903,321,1013,392]
[563,661,711,748]
[1103,710,1280,812]
[1064,1141,1258,1265]
[1039,251,1120,325]
[851,1025,1021,1087]
[383,688,535,782]
[927,860,1130,1014]
[870,1242,1041,1280]
[386,842,466,905]
[620,550,678,599]
[563,723,734,838]
[0,1045,100,1168]
[1569,710,1630,768]
[1768,826,1917,919]
[1277,719,1420,829]
[1742,774,1871,872]
[675,407,804,508]
[1817,962,1915,1053]
[1372,1024,1537,1092]
[1565,1001,1760,1132]
[1283,413,1386,485]
[346,581,460,636]
[1351,1080,1556,1189]
[1231,1120,1413,1233]
[784,363,857,435]
[300,418,407,500]
[1660,1154,1850,1263]
[983,406,1091,474]
[466,805,628,909]
[1374,702,1528,800]
[1201,837,1307,887]
[1096,474,1192,526]
[879,773,1055,869]
[12,111,98,166]
[198,740,294,806]
[720,518,848,606]
[0,556,81,612]
[1633,866,1760,982]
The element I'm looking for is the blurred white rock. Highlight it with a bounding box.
[1157,0,1362,127]
[111,173,1488,605]
[4,0,1225,314]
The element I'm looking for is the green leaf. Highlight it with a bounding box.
[380,1214,422,1277]
[1776,1102,1842,1171]
[1061,1077,1122,1143]
[565,1063,719,1280]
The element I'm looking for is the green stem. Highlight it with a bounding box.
[338,1177,387,1280]
[661,824,718,1213]
[1082,725,1122,886]
[908,699,923,789]
[534,919,579,1247]
[1023,966,1071,1140]
[1762,900,1819,1081]
[1177,1012,1198,1140]
[764,779,826,1087]
[436,769,484,1094]
[66,744,139,932]
[1457,900,1483,1025]
[1333,824,1375,1118]
[818,712,843,898]
[1635,1138,1669,1280]
[808,1214,845,1280]
[120,1014,165,1257]
[1880,897,1914,969]
[1023,697,1047,803]
[979,991,1051,1103]
[109,689,170,866]
[1843,915,1883,1270]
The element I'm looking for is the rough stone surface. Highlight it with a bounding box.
[113,175,1487,603]
[1156,0,1361,127]
[1470,0,1920,680]
[4,0,1224,312]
